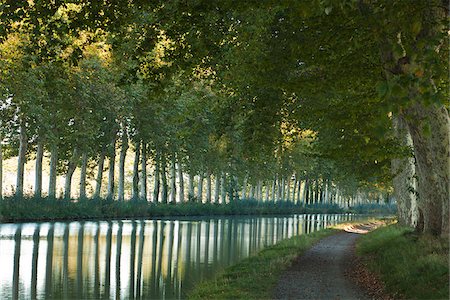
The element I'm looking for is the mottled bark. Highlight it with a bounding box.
[286,176,291,201]
[94,148,106,199]
[64,148,79,199]
[79,152,88,199]
[0,135,2,200]
[265,181,270,201]
[403,103,449,236]
[241,176,248,200]
[48,144,58,199]
[392,115,418,227]
[34,138,44,198]
[132,141,140,201]
[220,172,226,204]
[118,131,129,201]
[271,177,276,201]
[16,123,28,198]
[197,173,203,203]
[161,154,168,204]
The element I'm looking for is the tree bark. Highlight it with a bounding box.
[48,144,58,199]
[106,136,117,200]
[15,122,28,198]
[118,130,129,202]
[241,175,247,200]
[292,179,297,203]
[64,147,79,199]
[132,141,140,201]
[403,103,449,236]
[220,172,226,204]
[286,176,291,201]
[140,143,147,201]
[271,177,276,201]
[79,152,88,199]
[34,138,44,198]
[392,115,418,227]
[94,147,106,199]
[265,181,270,202]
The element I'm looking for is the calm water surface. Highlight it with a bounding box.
[0,213,359,299]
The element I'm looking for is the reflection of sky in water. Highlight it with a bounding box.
[0,214,357,299]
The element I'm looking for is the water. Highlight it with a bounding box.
[0,213,358,299]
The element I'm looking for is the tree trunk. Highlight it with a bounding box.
[286,176,291,201]
[153,153,160,203]
[64,148,79,199]
[106,136,116,200]
[302,178,309,205]
[214,174,220,203]
[79,152,88,199]
[140,143,147,201]
[118,131,129,202]
[271,177,276,201]
[178,160,184,202]
[281,177,285,201]
[188,172,194,201]
[0,133,2,201]
[257,181,262,201]
[34,138,44,198]
[292,179,297,203]
[205,170,211,203]
[296,179,302,203]
[248,184,254,199]
[169,155,176,203]
[403,103,449,236]
[132,141,140,201]
[48,144,58,199]
[220,172,226,204]
[161,153,168,204]
[241,175,247,200]
[265,181,270,201]
[94,148,106,199]
[197,173,203,203]
[15,123,28,198]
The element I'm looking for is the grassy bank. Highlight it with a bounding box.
[0,196,351,222]
[356,224,449,299]
[188,228,337,299]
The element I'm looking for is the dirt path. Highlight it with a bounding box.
[273,223,382,300]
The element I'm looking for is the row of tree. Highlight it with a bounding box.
[0,1,447,235]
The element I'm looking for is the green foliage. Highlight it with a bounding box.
[188,228,336,299]
[357,224,449,299]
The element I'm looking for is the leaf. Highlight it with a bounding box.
[324,7,332,15]
[376,82,388,97]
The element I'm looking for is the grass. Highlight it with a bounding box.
[0,196,396,223]
[356,224,449,299]
[188,228,338,299]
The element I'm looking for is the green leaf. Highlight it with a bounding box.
[324,7,332,15]
[376,82,388,97]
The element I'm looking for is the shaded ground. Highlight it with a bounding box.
[273,223,384,300]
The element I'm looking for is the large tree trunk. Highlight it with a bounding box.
[281,177,285,201]
[213,174,220,203]
[302,178,309,205]
[178,160,184,202]
[79,152,88,199]
[292,179,297,203]
[94,147,106,199]
[286,176,291,201]
[403,103,449,236]
[34,138,44,198]
[188,172,194,201]
[257,180,262,201]
[169,155,176,203]
[118,131,129,202]
[265,181,270,201]
[296,180,302,203]
[48,144,58,199]
[15,123,28,198]
[205,170,211,203]
[106,136,117,200]
[271,177,276,201]
[132,141,140,201]
[64,148,79,199]
[153,153,160,203]
[140,143,147,201]
[392,115,418,227]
